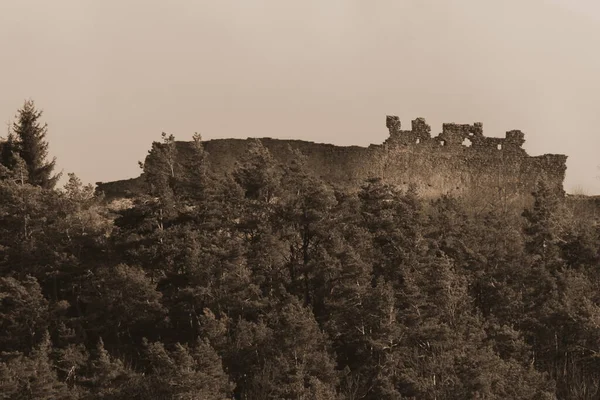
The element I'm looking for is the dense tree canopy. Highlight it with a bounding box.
[1,106,599,399]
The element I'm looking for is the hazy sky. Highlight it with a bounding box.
[1,0,599,193]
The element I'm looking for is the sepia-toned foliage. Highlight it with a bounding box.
[1,109,599,399]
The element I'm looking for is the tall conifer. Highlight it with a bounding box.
[9,100,60,189]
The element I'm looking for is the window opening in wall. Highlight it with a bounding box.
[497,144,502,150]
[415,138,420,144]
[440,140,446,146]
[462,138,472,147]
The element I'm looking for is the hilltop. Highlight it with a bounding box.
[97,116,567,210]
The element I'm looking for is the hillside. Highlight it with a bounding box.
[3,113,600,399]
[97,116,568,213]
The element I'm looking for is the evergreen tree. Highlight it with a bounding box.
[8,100,60,189]
[276,148,337,307]
[83,337,141,399]
[0,276,49,353]
[0,332,73,399]
[134,338,234,399]
[0,133,18,175]
[233,139,282,203]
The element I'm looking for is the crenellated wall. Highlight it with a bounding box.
[376,116,566,207]
[384,115,527,153]
[96,116,568,209]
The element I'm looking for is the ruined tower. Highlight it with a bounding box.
[96,115,567,208]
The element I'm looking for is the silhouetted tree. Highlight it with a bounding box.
[8,100,60,189]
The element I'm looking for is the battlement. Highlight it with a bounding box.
[96,115,567,208]
[385,116,528,153]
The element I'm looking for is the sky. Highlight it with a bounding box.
[1,0,599,194]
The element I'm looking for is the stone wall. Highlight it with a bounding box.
[96,116,568,208]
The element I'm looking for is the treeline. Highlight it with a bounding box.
[1,101,600,399]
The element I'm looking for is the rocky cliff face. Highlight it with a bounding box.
[96,116,567,208]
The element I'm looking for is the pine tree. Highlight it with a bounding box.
[135,338,234,399]
[0,276,49,353]
[0,133,17,171]
[233,139,282,203]
[9,100,60,189]
[85,337,138,399]
[0,332,73,399]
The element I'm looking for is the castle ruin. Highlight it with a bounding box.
[96,116,568,208]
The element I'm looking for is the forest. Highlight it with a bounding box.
[1,100,599,400]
